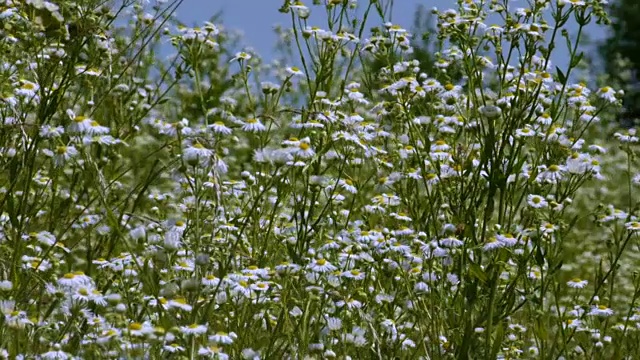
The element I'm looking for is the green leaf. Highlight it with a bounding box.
[552,260,564,273]
[536,319,548,341]
[468,263,488,284]
[556,66,566,84]
[498,289,516,320]
[278,0,290,13]
[570,52,584,68]
[535,246,545,267]
[490,322,504,359]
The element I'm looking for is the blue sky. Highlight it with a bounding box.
[175,0,609,71]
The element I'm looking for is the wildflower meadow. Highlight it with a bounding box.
[2,0,640,358]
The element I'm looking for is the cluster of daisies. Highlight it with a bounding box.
[1,0,639,359]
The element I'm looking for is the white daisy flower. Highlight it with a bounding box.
[595,86,617,103]
[14,80,39,97]
[242,118,266,132]
[209,121,232,135]
[209,331,237,344]
[183,143,213,165]
[286,66,304,76]
[308,258,337,273]
[567,278,588,288]
[67,113,94,134]
[625,221,640,232]
[527,194,547,208]
[292,139,315,158]
[179,323,208,335]
[588,305,614,317]
[483,237,504,252]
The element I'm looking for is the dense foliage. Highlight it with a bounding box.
[1,0,639,359]
[600,0,640,120]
